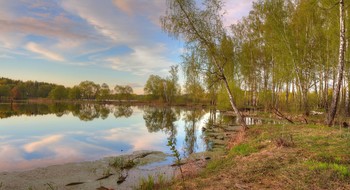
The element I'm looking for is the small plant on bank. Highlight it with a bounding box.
[167,138,185,183]
[45,182,58,190]
[102,167,112,176]
[111,157,136,170]
[137,174,168,190]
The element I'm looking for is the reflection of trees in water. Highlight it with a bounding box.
[208,109,217,125]
[77,104,100,121]
[0,103,64,118]
[0,103,131,121]
[143,107,180,152]
[202,108,217,150]
[69,104,112,121]
[183,109,206,156]
[143,107,208,156]
[113,105,133,118]
[143,107,179,133]
[48,103,69,117]
[217,112,237,126]
[69,103,83,117]
[99,105,111,120]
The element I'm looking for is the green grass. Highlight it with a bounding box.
[229,143,257,156]
[136,174,170,190]
[306,160,350,178]
[174,123,350,189]
[111,157,136,170]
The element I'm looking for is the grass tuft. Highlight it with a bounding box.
[137,174,169,190]
[111,157,136,170]
[229,143,257,156]
[306,160,350,178]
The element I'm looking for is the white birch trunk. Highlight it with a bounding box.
[327,0,346,126]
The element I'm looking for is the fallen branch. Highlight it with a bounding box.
[302,116,308,124]
[272,107,294,124]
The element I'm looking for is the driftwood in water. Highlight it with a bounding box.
[272,107,294,124]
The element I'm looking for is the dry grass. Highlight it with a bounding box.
[172,124,350,190]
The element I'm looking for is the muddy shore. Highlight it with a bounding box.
[0,151,175,190]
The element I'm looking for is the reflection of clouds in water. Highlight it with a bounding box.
[0,136,11,140]
[0,106,210,172]
[101,123,166,151]
[0,143,83,171]
[0,133,135,171]
[24,135,63,152]
[0,145,22,162]
[0,123,164,171]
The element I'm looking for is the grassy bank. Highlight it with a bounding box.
[171,124,350,190]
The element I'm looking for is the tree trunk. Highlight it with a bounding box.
[222,77,248,130]
[327,0,346,126]
[345,80,350,116]
[319,71,324,108]
[302,87,310,116]
[324,69,329,110]
[286,82,289,105]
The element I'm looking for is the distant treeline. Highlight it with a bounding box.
[0,77,136,101]
[0,76,212,104]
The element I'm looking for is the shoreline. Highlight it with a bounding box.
[0,150,175,190]
[1,98,214,108]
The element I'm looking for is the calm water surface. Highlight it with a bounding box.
[0,103,214,172]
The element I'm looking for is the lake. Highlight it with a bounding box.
[0,103,219,172]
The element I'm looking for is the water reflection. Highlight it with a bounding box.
[114,105,133,118]
[0,103,134,121]
[0,103,280,172]
[0,104,209,172]
[183,109,206,156]
[217,111,283,126]
[143,107,179,133]
[143,107,179,157]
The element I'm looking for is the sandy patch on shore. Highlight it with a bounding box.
[0,150,175,190]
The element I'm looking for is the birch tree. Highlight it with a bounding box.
[327,0,346,126]
[161,0,247,130]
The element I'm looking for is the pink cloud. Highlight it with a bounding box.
[222,0,256,26]
[0,17,91,41]
[112,0,166,26]
[26,42,65,62]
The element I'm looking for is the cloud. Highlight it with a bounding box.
[106,44,175,76]
[126,83,143,88]
[222,0,256,27]
[61,0,137,44]
[0,16,95,45]
[112,0,166,26]
[26,42,65,61]
[60,0,178,76]
[113,0,133,15]
[0,0,106,56]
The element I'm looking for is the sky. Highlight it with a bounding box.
[0,0,255,94]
